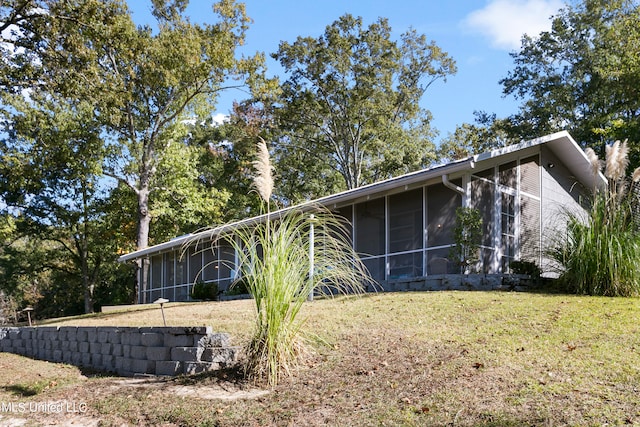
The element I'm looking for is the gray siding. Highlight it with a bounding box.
[540,145,589,276]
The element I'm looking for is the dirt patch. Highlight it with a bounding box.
[169,384,269,400]
[109,376,270,400]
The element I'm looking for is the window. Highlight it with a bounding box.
[150,255,162,290]
[427,248,454,275]
[218,239,236,290]
[388,252,422,279]
[471,177,495,248]
[334,205,353,241]
[363,257,385,283]
[388,189,423,279]
[165,251,175,287]
[202,245,217,282]
[176,251,187,286]
[188,245,203,283]
[501,192,517,272]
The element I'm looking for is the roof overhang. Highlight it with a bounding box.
[474,130,606,191]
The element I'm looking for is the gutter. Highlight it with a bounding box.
[442,160,474,194]
[442,174,464,194]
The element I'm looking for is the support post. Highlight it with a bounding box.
[308,214,315,301]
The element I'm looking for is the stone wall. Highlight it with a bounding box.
[0,326,238,377]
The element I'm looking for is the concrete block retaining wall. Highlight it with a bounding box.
[381,274,536,292]
[0,326,238,377]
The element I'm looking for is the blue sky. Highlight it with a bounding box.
[130,0,565,143]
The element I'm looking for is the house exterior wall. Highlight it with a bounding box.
[539,145,589,276]
[467,149,544,275]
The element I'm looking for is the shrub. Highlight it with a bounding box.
[225,278,249,296]
[450,207,483,273]
[509,260,541,278]
[190,281,219,301]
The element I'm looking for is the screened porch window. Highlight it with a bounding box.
[388,189,423,279]
[355,198,385,282]
[355,198,385,255]
[150,254,162,291]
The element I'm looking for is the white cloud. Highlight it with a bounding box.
[462,0,563,50]
[211,113,229,126]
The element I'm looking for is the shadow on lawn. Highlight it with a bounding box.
[172,365,248,387]
[1,382,53,397]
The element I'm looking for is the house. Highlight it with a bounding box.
[118,131,606,303]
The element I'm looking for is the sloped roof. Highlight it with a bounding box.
[118,131,605,262]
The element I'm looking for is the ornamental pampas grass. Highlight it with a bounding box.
[252,137,273,204]
[585,147,600,177]
[234,136,371,387]
[605,139,629,181]
[549,138,640,297]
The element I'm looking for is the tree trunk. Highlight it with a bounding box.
[81,185,94,314]
[135,186,151,303]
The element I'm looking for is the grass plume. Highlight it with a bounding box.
[252,137,273,205]
[585,147,601,178]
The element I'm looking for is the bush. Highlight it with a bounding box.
[549,141,640,296]
[450,207,483,273]
[509,260,541,278]
[225,277,249,296]
[190,281,219,301]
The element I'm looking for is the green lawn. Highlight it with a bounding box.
[1,291,639,426]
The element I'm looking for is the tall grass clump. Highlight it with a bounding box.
[226,138,371,386]
[550,140,640,296]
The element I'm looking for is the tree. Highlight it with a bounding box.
[183,102,268,220]
[271,14,456,197]
[0,0,262,304]
[94,0,261,301]
[0,214,47,318]
[0,89,109,313]
[500,0,640,167]
[437,112,513,161]
[149,136,230,242]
